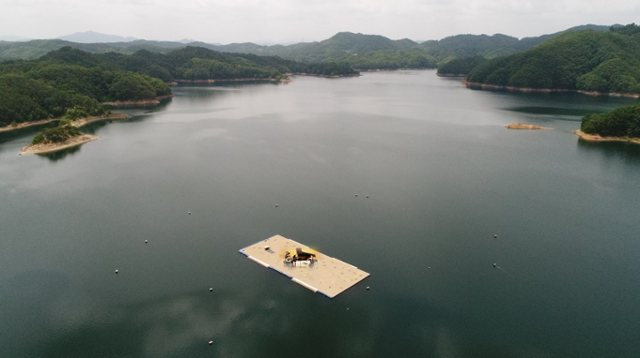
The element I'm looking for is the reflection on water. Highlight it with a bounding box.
[76,120,111,133]
[37,145,82,162]
[0,121,59,144]
[0,269,524,358]
[104,98,173,112]
[504,106,603,117]
[137,99,173,114]
[577,138,640,164]
[2,72,640,358]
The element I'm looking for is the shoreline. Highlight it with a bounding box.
[17,113,130,156]
[176,78,289,84]
[356,68,435,72]
[0,112,131,133]
[176,73,360,83]
[71,112,131,128]
[19,134,101,155]
[505,123,551,130]
[573,130,640,144]
[0,118,59,133]
[463,81,640,98]
[291,73,360,78]
[436,73,466,77]
[102,94,174,108]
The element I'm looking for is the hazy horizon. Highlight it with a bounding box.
[1,0,638,44]
[0,24,626,46]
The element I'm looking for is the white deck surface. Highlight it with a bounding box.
[239,235,370,298]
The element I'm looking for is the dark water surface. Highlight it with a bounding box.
[1,71,640,358]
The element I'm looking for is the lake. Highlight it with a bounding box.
[1,71,640,358]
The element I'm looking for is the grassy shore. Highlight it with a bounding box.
[1,112,130,133]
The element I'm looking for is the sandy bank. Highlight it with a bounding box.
[576,90,640,99]
[176,78,287,84]
[505,123,551,130]
[71,113,131,127]
[357,68,435,72]
[0,118,58,133]
[463,81,640,98]
[103,94,173,108]
[291,73,360,78]
[19,134,101,155]
[0,112,131,133]
[573,130,640,144]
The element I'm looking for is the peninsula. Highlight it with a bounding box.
[573,130,640,144]
[1,112,130,133]
[19,113,131,155]
[20,134,101,155]
[576,103,640,145]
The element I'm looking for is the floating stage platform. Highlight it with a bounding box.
[239,235,370,298]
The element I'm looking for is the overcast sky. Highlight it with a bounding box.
[1,0,639,43]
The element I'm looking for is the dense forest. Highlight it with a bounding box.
[581,103,640,138]
[0,25,615,70]
[466,24,640,94]
[0,46,358,126]
[326,49,437,70]
[31,119,82,145]
[437,56,487,76]
[0,59,170,126]
[35,46,358,81]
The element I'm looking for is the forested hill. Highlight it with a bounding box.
[37,46,358,81]
[0,53,171,126]
[581,103,640,138]
[0,46,358,126]
[422,24,614,62]
[466,24,640,95]
[437,56,488,76]
[213,32,419,63]
[0,25,615,70]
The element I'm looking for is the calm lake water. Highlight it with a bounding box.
[1,71,640,358]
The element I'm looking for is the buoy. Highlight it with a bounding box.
[366,195,369,198]
[355,194,358,197]
[208,341,213,346]
[493,263,497,268]
[145,240,148,244]
[494,234,497,238]
[188,211,191,215]
[366,286,370,290]
[275,204,278,207]
[209,288,213,292]
[428,267,431,269]
[115,269,118,274]
[347,308,349,310]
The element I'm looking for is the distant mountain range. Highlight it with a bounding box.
[0,25,620,68]
[0,35,31,42]
[56,30,138,43]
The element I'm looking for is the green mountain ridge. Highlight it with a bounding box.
[466,24,640,94]
[1,46,359,126]
[0,25,616,68]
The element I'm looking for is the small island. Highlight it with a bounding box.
[505,123,550,130]
[19,112,131,155]
[21,133,101,155]
[576,103,640,144]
